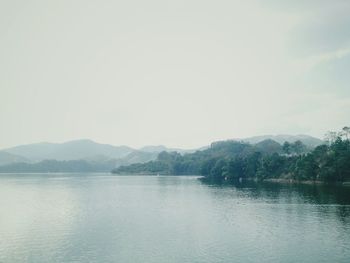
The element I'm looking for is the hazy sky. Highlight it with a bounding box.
[1,0,350,149]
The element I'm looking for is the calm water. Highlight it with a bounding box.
[0,174,350,263]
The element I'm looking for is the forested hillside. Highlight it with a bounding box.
[113,127,350,183]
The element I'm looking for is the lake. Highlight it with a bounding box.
[0,174,349,263]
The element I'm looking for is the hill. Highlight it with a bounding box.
[0,141,165,172]
[113,140,257,175]
[113,128,350,183]
[254,139,283,154]
[0,135,324,173]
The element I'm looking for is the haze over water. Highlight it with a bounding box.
[0,174,349,263]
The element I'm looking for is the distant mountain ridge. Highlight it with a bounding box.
[2,139,134,162]
[0,140,198,165]
[241,134,323,148]
[0,135,323,169]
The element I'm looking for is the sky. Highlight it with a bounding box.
[1,0,350,149]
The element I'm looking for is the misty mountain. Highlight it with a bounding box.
[112,138,314,175]
[0,151,29,166]
[242,135,323,148]
[0,140,192,168]
[0,150,161,173]
[2,139,135,162]
[0,135,323,172]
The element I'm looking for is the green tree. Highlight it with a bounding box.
[282,142,291,154]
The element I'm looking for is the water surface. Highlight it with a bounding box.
[0,173,349,263]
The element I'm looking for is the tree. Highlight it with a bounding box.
[224,157,245,181]
[244,152,262,178]
[210,159,227,180]
[282,142,291,154]
[325,131,340,145]
[341,126,350,140]
[294,153,318,181]
[291,140,307,154]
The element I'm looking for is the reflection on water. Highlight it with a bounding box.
[202,180,350,223]
[0,174,349,263]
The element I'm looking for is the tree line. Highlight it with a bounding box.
[113,127,350,183]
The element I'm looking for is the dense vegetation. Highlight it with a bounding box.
[113,127,350,183]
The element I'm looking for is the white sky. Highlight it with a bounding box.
[1,0,350,149]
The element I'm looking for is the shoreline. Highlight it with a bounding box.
[262,178,350,186]
[263,178,323,185]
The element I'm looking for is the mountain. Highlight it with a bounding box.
[242,135,323,148]
[112,138,314,175]
[0,135,323,173]
[2,139,135,162]
[0,151,29,166]
[113,140,256,175]
[0,140,171,172]
[0,150,160,173]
